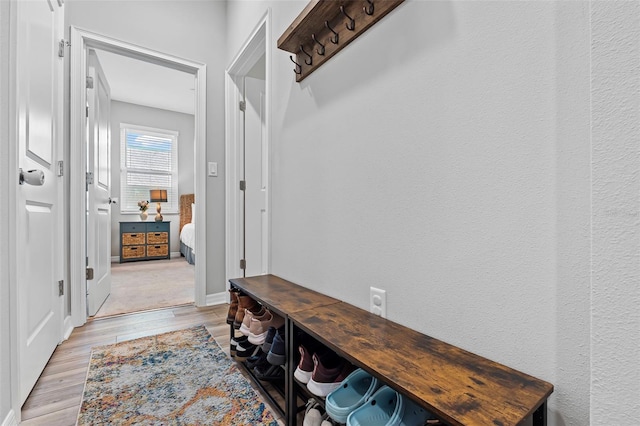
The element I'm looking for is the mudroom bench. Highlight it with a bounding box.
[229,275,553,426]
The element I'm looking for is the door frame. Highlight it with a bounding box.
[225,9,272,284]
[69,27,208,327]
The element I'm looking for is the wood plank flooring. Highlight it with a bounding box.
[20,304,284,426]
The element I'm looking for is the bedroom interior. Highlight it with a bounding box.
[91,47,197,319]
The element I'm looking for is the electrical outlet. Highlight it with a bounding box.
[370,287,386,318]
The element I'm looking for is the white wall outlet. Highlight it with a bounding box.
[370,287,387,318]
[208,161,218,177]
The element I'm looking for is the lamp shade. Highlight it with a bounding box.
[149,189,168,203]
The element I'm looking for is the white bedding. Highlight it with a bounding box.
[180,223,195,253]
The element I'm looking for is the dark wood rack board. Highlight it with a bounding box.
[229,274,553,426]
[277,0,405,82]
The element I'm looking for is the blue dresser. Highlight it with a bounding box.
[119,221,170,263]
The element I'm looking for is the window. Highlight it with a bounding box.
[120,124,178,214]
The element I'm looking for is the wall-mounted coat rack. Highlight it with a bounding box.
[278,0,405,82]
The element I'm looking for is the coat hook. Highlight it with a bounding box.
[364,0,374,15]
[340,6,355,31]
[311,34,325,56]
[290,55,302,75]
[300,45,313,65]
[325,20,339,44]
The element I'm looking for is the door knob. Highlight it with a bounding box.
[19,168,45,185]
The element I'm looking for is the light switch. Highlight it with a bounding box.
[208,162,218,177]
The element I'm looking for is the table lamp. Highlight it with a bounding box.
[149,189,167,222]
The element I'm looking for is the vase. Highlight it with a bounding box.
[140,211,148,221]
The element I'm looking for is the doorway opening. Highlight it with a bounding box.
[70,28,207,327]
[225,10,272,284]
[88,48,196,319]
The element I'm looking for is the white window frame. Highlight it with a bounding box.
[120,123,179,214]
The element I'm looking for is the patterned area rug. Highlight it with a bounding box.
[77,325,278,425]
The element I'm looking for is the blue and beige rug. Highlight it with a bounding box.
[77,325,278,425]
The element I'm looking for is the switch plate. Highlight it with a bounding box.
[208,162,218,177]
[370,287,386,318]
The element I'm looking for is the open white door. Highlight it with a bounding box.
[86,50,112,317]
[15,0,64,404]
[243,76,268,277]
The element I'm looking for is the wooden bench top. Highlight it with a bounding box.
[290,302,553,426]
[229,274,340,317]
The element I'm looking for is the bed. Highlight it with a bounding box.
[179,193,196,264]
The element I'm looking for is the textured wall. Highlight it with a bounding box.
[65,0,227,295]
[590,2,640,424]
[226,1,593,425]
[109,100,195,257]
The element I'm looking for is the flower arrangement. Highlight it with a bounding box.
[138,200,149,212]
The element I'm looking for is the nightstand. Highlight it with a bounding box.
[120,221,170,263]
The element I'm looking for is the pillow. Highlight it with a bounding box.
[191,203,196,224]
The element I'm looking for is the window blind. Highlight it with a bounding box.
[120,125,178,214]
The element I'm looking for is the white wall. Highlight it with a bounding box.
[225,1,636,425]
[590,2,640,424]
[65,0,227,295]
[109,100,195,257]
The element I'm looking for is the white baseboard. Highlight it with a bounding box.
[63,315,74,340]
[111,256,119,263]
[206,291,227,306]
[170,251,181,258]
[2,409,17,426]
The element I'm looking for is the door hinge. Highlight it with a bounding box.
[58,280,64,296]
[86,105,89,117]
[57,160,64,177]
[86,171,93,191]
[240,259,246,270]
[58,39,65,57]
[86,76,94,89]
[239,180,246,191]
[86,267,94,280]
[239,101,246,112]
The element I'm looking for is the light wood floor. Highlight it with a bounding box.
[20,304,285,426]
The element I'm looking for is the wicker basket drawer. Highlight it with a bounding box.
[147,231,168,244]
[122,232,145,245]
[122,245,146,259]
[147,244,168,258]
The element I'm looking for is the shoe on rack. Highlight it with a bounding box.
[248,310,285,345]
[303,398,324,426]
[325,368,381,424]
[233,294,261,329]
[266,327,286,365]
[261,326,278,353]
[253,363,284,381]
[230,334,249,357]
[245,349,268,370]
[239,306,267,336]
[235,341,261,361]
[307,352,355,397]
[226,288,240,325]
[346,386,403,426]
[294,344,315,384]
[393,395,437,426]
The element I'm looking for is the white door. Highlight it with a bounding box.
[86,50,112,316]
[15,0,64,404]
[243,76,267,277]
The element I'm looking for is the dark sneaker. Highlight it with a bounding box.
[266,327,286,365]
[235,341,261,361]
[246,350,268,370]
[253,363,285,381]
[307,352,354,397]
[230,334,249,356]
[261,326,277,353]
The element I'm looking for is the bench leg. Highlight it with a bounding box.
[532,401,547,426]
